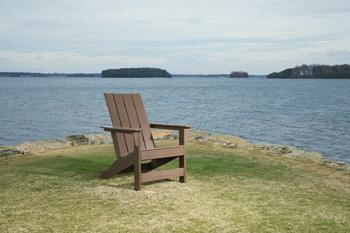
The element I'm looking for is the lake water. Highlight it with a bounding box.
[0,77,349,163]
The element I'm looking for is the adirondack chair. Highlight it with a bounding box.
[101,93,191,191]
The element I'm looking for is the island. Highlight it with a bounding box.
[101,67,171,78]
[230,71,248,78]
[267,64,350,79]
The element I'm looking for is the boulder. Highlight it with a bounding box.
[15,140,70,155]
[66,135,89,145]
[0,148,22,158]
[66,134,113,146]
[251,144,324,163]
[151,130,178,140]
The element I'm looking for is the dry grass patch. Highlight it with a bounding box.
[0,142,349,232]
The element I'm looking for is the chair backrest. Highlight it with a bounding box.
[104,93,155,158]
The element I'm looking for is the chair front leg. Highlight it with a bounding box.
[133,131,142,191]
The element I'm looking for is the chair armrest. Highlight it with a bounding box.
[101,126,142,133]
[149,123,191,130]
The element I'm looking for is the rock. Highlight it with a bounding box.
[199,134,251,148]
[189,131,211,141]
[0,148,22,158]
[15,140,70,155]
[152,130,178,140]
[6,130,348,170]
[66,135,89,145]
[251,144,324,163]
[83,134,113,144]
[66,134,113,146]
[193,135,210,142]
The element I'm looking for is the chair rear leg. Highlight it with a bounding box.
[179,128,188,183]
[179,154,186,183]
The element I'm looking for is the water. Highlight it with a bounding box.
[0,77,349,163]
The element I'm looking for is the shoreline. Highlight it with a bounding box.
[1,130,349,171]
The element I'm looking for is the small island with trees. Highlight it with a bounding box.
[101,67,171,78]
[230,71,249,78]
[267,64,350,79]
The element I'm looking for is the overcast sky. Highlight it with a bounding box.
[0,0,349,74]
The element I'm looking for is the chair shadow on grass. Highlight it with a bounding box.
[26,154,179,189]
[103,179,175,190]
[25,155,113,179]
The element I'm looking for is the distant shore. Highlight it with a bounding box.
[0,72,267,78]
[267,64,350,79]
[0,72,100,78]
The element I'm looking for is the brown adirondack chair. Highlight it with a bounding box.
[101,93,191,191]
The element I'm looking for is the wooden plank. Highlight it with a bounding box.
[141,146,184,160]
[141,168,184,183]
[150,123,191,130]
[134,132,142,191]
[113,94,135,154]
[129,94,147,150]
[179,155,186,183]
[179,128,188,182]
[104,93,128,158]
[123,94,146,150]
[100,154,135,178]
[132,94,155,149]
[179,128,189,145]
[101,126,142,133]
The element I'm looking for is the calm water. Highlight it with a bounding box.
[0,77,349,163]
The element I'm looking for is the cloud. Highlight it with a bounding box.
[0,50,168,73]
[0,0,350,73]
[327,50,350,57]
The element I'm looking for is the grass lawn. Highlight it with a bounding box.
[1,141,349,232]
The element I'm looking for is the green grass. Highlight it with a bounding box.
[0,142,349,232]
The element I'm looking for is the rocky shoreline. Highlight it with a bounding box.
[1,130,349,171]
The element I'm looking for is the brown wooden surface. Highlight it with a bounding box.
[102,93,189,190]
[105,94,128,159]
[134,132,142,191]
[104,93,155,155]
[141,146,184,160]
[150,123,191,130]
[133,95,155,149]
[113,94,135,155]
[99,153,135,179]
[141,168,185,183]
[179,128,188,183]
[101,126,142,133]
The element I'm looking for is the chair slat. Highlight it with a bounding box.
[113,94,135,154]
[132,94,155,149]
[104,93,155,156]
[104,93,128,158]
[122,94,147,150]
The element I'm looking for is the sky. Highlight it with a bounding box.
[0,0,350,74]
